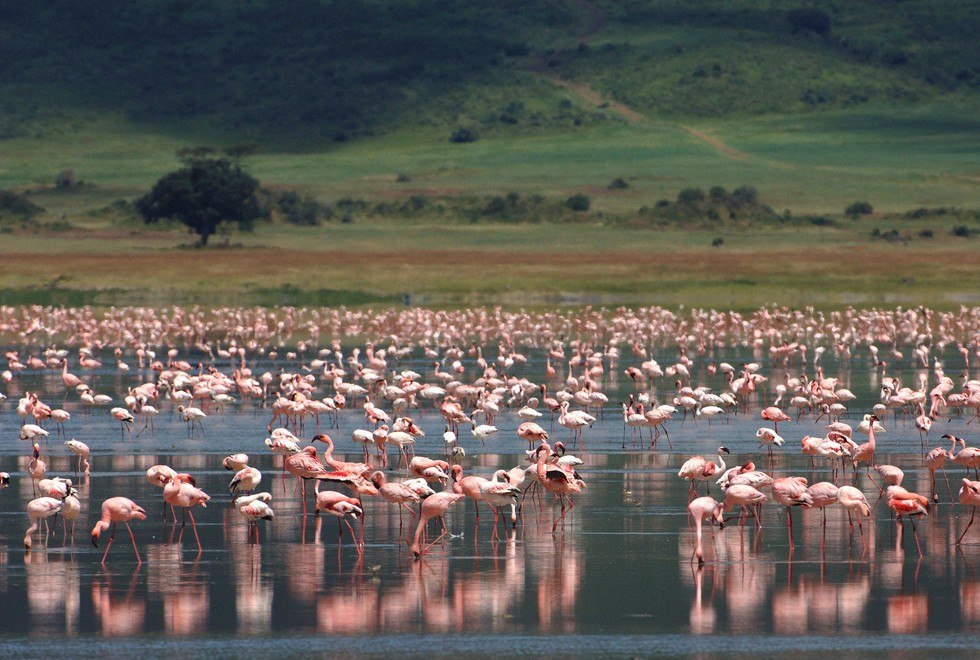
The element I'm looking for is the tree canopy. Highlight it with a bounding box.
[136,158,263,245]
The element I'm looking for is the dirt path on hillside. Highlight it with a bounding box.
[681,127,751,161]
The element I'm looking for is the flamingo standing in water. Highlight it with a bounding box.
[163,473,211,552]
[65,439,90,478]
[837,485,871,542]
[760,406,791,433]
[772,476,813,550]
[956,478,980,545]
[91,497,147,564]
[677,447,729,497]
[534,442,585,532]
[315,489,364,557]
[235,492,274,542]
[925,444,953,503]
[410,485,464,558]
[887,487,929,557]
[688,496,725,565]
[24,496,63,550]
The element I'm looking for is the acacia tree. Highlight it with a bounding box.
[136,157,262,245]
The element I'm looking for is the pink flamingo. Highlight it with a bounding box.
[315,489,363,557]
[887,488,929,557]
[163,473,211,552]
[926,444,953,503]
[677,447,729,497]
[837,485,871,542]
[806,481,839,542]
[24,496,63,550]
[91,497,147,564]
[370,471,421,538]
[760,406,791,432]
[688,496,724,565]
[851,414,880,473]
[534,442,584,532]
[722,484,767,527]
[772,476,813,550]
[410,488,464,558]
[235,492,274,543]
[956,478,980,545]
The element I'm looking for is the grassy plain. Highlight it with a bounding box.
[2,220,977,310]
[1,99,978,311]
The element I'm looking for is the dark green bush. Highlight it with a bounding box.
[565,194,591,212]
[450,127,478,143]
[846,201,874,217]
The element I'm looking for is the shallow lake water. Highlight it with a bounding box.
[0,345,978,657]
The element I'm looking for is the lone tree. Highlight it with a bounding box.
[136,157,262,245]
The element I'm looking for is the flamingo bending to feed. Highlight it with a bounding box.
[91,497,147,564]
[65,439,90,478]
[315,489,364,557]
[534,442,585,532]
[956,478,980,545]
[688,496,725,565]
[887,487,929,557]
[837,485,871,541]
[24,496,63,550]
[235,492,274,543]
[164,473,211,552]
[772,476,813,550]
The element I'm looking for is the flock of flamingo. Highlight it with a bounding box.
[0,304,978,567]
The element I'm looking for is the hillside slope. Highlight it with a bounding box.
[0,1,976,146]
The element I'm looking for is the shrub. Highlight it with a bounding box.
[0,189,44,220]
[449,127,478,143]
[676,187,705,205]
[55,168,78,188]
[787,8,831,35]
[711,237,724,247]
[846,201,874,217]
[565,194,591,212]
[952,226,973,238]
[608,178,630,190]
[918,229,934,238]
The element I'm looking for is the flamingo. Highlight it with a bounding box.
[65,439,91,478]
[533,442,585,532]
[410,486,464,558]
[722,484,767,527]
[163,473,211,552]
[957,478,980,545]
[24,496,63,550]
[222,453,250,471]
[235,492,275,542]
[772,476,813,550]
[677,447,729,497]
[229,466,263,498]
[370,471,422,538]
[760,406,791,432]
[925,444,953,503]
[27,443,46,496]
[851,414,881,473]
[887,487,929,557]
[837,485,871,541]
[91,497,147,564]
[806,481,839,540]
[314,490,364,557]
[689,496,725,565]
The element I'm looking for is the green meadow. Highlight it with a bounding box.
[0,2,977,310]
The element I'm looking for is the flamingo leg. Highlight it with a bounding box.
[909,515,924,557]
[957,507,976,545]
[125,522,142,563]
[102,523,116,564]
[187,509,202,553]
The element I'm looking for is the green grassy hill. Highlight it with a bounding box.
[1,1,976,145]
